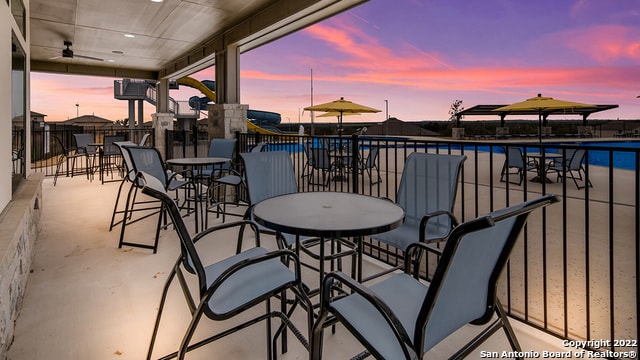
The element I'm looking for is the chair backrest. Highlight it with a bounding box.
[53,135,71,156]
[104,135,126,155]
[139,171,205,290]
[418,194,559,353]
[139,133,151,146]
[362,146,380,169]
[302,145,315,167]
[207,138,237,173]
[250,142,268,153]
[310,147,333,170]
[397,152,466,227]
[73,133,97,154]
[568,148,586,170]
[123,146,169,187]
[240,151,298,205]
[115,141,138,182]
[504,147,525,168]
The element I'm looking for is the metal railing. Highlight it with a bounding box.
[234,131,638,354]
[28,126,153,176]
[29,127,639,354]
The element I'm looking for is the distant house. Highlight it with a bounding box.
[365,118,440,137]
[60,115,117,131]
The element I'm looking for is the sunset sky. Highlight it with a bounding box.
[31,0,640,125]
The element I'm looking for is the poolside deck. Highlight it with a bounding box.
[8,143,634,360]
[7,149,632,359]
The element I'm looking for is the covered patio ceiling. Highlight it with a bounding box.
[456,104,619,126]
[29,0,369,80]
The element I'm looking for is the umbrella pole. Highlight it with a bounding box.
[538,110,542,143]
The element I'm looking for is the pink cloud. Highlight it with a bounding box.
[541,25,640,64]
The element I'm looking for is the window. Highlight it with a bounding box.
[12,32,26,192]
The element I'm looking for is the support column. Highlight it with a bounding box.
[137,100,144,130]
[128,100,135,131]
[207,103,247,139]
[214,45,240,104]
[151,113,174,160]
[156,79,170,113]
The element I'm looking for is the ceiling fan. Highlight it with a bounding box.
[55,41,104,61]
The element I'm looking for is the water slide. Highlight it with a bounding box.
[177,77,288,136]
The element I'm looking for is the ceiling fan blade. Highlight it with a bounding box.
[74,54,104,62]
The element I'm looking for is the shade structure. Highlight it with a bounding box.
[305,97,380,137]
[494,94,594,142]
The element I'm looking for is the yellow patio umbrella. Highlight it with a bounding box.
[317,111,361,118]
[304,97,380,139]
[494,94,594,142]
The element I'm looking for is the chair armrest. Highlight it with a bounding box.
[192,219,261,249]
[320,271,417,359]
[419,210,459,243]
[404,241,444,272]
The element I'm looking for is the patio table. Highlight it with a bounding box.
[166,157,231,233]
[252,191,404,287]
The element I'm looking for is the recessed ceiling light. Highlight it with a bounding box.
[124,34,135,38]
[107,59,115,63]
[151,0,163,2]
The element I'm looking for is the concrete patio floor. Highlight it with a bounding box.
[7,174,577,359]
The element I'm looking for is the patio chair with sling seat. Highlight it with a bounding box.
[363,152,466,282]
[311,194,560,360]
[52,135,92,186]
[116,145,193,253]
[139,171,313,360]
[73,133,98,175]
[546,148,593,189]
[241,151,358,286]
[500,147,537,186]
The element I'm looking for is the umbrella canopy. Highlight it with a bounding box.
[305,97,380,139]
[317,111,361,118]
[494,94,594,142]
[304,97,381,114]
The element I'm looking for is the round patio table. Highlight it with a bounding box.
[166,157,231,232]
[252,191,405,284]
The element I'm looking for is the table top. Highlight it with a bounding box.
[166,157,230,166]
[252,191,405,238]
[526,153,563,159]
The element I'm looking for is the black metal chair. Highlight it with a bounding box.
[311,194,560,360]
[52,135,92,186]
[547,148,593,189]
[116,145,192,253]
[139,171,313,360]
[364,152,467,282]
[500,147,537,186]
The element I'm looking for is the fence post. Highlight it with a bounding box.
[351,134,359,193]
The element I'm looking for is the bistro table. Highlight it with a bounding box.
[166,157,231,232]
[252,191,405,287]
[526,152,563,183]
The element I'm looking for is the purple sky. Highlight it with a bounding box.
[32,0,640,124]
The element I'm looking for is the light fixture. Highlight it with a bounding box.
[151,0,163,2]
[124,34,135,38]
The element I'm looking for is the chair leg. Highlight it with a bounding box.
[448,299,522,360]
[146,262,179,360]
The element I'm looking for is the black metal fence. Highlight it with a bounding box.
[234,131,638,354]
[28,125,153,176]
[29,127,638,353]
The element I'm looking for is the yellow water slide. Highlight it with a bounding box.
[177,77,287,136]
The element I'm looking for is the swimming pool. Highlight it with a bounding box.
[266,139,640,170]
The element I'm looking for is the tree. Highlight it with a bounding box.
[448,100,464,127]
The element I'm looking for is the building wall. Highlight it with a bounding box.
[0,1,39,359]
[0,1,13,210]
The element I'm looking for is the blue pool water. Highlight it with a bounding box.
[267,139,640,170]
